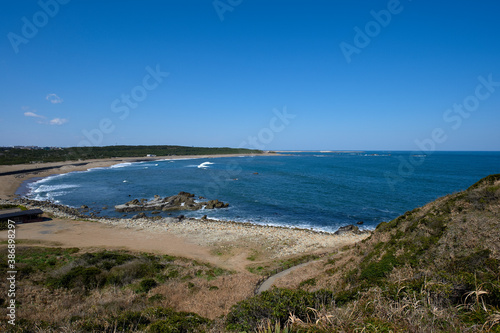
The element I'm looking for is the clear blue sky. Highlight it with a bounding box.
[1,0,499,151]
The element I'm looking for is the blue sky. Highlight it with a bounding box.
[1,0,499,151]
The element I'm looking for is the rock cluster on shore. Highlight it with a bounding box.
[115,192,229,212]
[333,224,370,235]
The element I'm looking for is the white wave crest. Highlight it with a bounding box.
[197,162,214,169]
[32,184,80,193]
[110,162,133,168]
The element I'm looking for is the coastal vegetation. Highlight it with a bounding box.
[0,174,499,332]
[0,248,232,332]
[225,174,500,332]
[0,145,263,165]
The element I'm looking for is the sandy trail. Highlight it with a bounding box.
[256,261,313,294]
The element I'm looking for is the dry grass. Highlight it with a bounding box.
[154,272,259,319]
[280,287,466,333]
[0,247,259,330]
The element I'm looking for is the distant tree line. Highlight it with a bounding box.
[0,145,263,165]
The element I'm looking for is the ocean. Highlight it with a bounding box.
[24,151,500,233]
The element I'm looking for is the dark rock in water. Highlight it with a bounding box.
[151,211,161,214]
[253,172,259,175]
[205,199,230,209]
[102,206,108,210]
[201,215,207,220]
[177,215,185,221]
[132,212,147,219]
[199,196,206,200]
[126,199,140,206]
[115,191,229,213]
[81,205,88,209]
[357,221,364,225]
[334,225,362,235]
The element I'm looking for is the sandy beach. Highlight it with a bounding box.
[0,154,370,273]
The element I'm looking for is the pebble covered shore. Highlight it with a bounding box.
[1,198,371,258]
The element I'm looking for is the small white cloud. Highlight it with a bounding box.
[50,118,68,125]
[46,93,63,104]
[24,111,45,118]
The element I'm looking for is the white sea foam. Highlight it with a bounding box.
[159,158,197,162]
[32,184,80,194]
[197,162,214,169]
[31,189,70,203]
[86,167,108,172]
[30,172,68,185]
[110,162,133,168]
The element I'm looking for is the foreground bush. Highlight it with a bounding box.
[226,288,335,331]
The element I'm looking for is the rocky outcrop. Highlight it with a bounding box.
[132,212,147,219]
[114,192,229,213]
[3,197,93,219]
[334,224,370,235]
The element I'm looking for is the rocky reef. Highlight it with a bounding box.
[114,191,229,212]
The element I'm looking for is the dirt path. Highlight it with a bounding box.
[256,261,314,294]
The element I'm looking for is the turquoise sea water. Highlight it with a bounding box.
[25,152,500,232]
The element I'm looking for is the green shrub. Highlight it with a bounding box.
[226,288,333,331]
[360,253,398,284]
[149,294,166,303]
[16,247,79,272]
[167,269,179,279]
[0,221,8,230]
[79,251,135,268]
[139,278,158,293]
[47,266,103,290]
[112,311,150,331]
[147,310,209,333]
[299,278,317,287]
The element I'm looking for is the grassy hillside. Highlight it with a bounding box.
[226,174,500,332]
[0,248,241,332]
[0,145,263,165]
